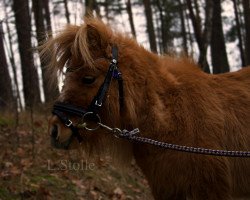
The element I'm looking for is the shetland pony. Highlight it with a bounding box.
[42,18,250,200]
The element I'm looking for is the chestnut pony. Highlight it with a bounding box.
[42,18,250,200]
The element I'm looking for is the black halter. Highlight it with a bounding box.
[52,46,124,149]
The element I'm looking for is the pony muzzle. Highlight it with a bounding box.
[50,124,75,150]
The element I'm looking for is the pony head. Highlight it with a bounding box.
[41,18,160,161]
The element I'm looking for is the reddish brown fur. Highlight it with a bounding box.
[42,18,250,200]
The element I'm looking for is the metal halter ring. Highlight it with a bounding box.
[80,112,101,131]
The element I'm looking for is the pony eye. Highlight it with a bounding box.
[82,76,96,84]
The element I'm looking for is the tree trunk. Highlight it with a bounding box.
[94,0,101,18]
[126,0,137,39]
[104,0,110,22]
[178,0,188,54]
[200,0,213,72]
[184,2,194,55]
[186,0,211,73]
[243,0,250,66]
[232,0,245,66]
[0,22,13,110]
[3,0,23,111]
[155,0,169,53]
[43,0,52,32]
[186,0,202,49]
[63,0,70,23]
[211,0,230,73]
[13,0,41,108]
[85,0,94,16]
[142,0,158,53]
[33,0,59,103]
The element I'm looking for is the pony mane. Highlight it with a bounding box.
[40,18,115,76]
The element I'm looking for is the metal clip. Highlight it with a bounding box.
[112,128,122,138]
[65,120,73,127]
[128,128,140,135]
[76,122,87,129]
[119,128,140,138]
[112,59,117,64]
[95,100,102,107]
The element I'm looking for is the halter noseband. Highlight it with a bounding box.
[52,45,123,149]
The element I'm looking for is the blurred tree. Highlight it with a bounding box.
[154,0,179,53]
[85,0,94,16]
[43,0,52,31]
[178,0,188,54]
[0,21,14,110]
[143,0,158,52]
[126,0,137,39]
[83,0,101,17]
[101,0,124,21]
[232,0,245,67]
[63,0,71,23]
[155,0,168,53]
[243,0,250,66]
[186,0,212,73]
[211,0,230,73]
[104,0,111,21]
[13,0,41,108]
[32,0,59,103]
[3,0,23,110]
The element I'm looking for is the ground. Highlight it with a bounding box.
[0,111,153,200]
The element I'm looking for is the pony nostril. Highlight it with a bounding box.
[51,125,58,139]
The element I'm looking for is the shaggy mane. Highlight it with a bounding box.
[40,18,116,78]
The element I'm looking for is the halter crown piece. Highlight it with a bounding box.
[52,45,124,149]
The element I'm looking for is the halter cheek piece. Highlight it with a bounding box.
[52,46,124,149]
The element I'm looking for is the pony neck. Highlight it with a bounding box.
[121,48,179,133]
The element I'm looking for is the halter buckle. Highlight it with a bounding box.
[112,59,117,64]
[65,120,73,127]
[95,100,102,107]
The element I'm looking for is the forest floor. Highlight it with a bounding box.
[0,111,153,200]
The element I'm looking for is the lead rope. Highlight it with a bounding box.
[96,122,250,158]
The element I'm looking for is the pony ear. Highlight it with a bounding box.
[73,19,112,67]
[85,21,111,50]
[86,25,102,48]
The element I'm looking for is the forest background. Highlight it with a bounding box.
[0,0,250,199]
[1,0,250,111]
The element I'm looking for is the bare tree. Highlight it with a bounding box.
[32,0,59,103]
[126,0,137,39]
[143,0,158,52]
[3,0,23,110]
[232,0,245,66]
[211,0,230,73]
[243,0,250,66]
[104,0,111,21]
[85,0,95,16]
[178,0,188,54]
[186,0,213,73]
[43,0,52,31]
[13,0,41,108]
[155,0,167,53]
[63,0,70,23]
[0,21,13,110]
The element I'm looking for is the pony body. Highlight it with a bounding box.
[43,18,250,200]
